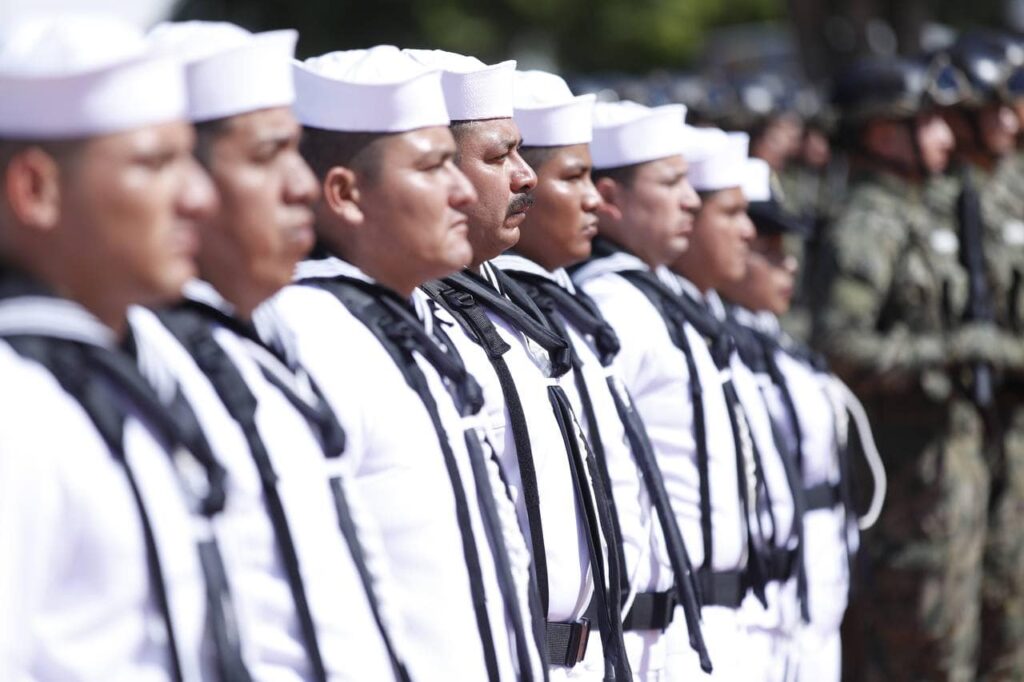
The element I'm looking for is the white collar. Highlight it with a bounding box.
[183,279,235,316]
[571,250,649,285]
[0,296,117,348]
[491,253,577,293]
[705,290,727,321]
[294,256,376,285]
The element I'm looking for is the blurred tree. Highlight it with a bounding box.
[173,0,780,70]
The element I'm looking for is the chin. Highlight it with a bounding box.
[568,241,593,266]
[500,225,521,249]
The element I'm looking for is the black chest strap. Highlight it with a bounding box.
[5,331,251,682]
[301,275,533,682]
[157,307,336,682]
[425,270,632,681]
[511,270,712,670]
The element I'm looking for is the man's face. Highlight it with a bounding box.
[915,112,955,174]
[200,106,318,304]
[614,155,699,267]
[720,233,797,315]
[754,114,804,170]
[977,103,1021,157]
[516,144,600,270]
[674,186,755,288]
[452,118,537,265]
[61,120,215,307]
[359,125,476,284]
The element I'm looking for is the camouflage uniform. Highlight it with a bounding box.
[928,159,1024,680]
[778,164,844,344]
[821,169,988,682]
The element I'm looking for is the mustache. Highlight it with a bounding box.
[506,193,535,216]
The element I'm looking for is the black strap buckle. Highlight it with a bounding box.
[623,590,678,632]
[545,617,591,667]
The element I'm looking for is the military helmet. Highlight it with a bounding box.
[831,55,966,124]
[946,31,1021,106]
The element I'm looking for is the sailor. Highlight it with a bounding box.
[571,104,760,680]
[127,22,411,680]
[496,69,710,680]
[717,158,871,682]
[0,13,230,681]
[261,45,544,680]
[659,133,802,682]
[404,48,630,680]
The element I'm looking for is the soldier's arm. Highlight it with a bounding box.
[819,207,945,394]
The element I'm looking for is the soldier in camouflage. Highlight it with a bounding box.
[926,33,1024,680]
[819,55,992,682]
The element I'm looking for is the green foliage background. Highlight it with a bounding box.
[175,0,782,71]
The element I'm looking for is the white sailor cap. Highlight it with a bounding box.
[513,70,594,146]
[292,45,450,133]
[148,21,297,123]
[403,49,516,121]
[689,130,749,192]
[590,101,687,169]
[741,157,772,202]
[0,13,187,139]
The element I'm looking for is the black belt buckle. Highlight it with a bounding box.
[569,617,591,665]
[546,617,592,667]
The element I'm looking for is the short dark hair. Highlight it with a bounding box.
[0,137,85,175]
[518,145,561,174]
[449,119,490,164]
[591,161,641,187]
[192,116,234,167]
[299,126,391,183]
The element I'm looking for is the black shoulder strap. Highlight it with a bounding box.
[616,271,716,574]
[5,334,252,682]
[299,276,504,682]
[157,308,331,682]
[421,277,550,614]
[428,272,633,680]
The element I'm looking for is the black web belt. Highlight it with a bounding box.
[805,482,841,511]
[623,590,678,632]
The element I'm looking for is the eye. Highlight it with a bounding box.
[138,151,176,170]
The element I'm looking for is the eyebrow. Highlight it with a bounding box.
[418,146,456,164]
[496,136,521,153]
[252,128,300,149]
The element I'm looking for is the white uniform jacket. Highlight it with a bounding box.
[129,279,405,682]
[263,259,542,681]
[492,254,658,599]
[0,303,207,682]
[572,254,746,574]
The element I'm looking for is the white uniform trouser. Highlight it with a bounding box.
[665,604,762,680]
[738,578,800,682]
[796,508,849,682]
[623,628,670,681]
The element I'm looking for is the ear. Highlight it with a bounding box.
[594,176,623,221]
[5,147,62,232]
[322,165,364,226]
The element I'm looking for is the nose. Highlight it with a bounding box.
[449,163,478,210]
[509,149,537,194]
[680,179,701,212]
[782,253,799,275]
[739,212,756,241]
[935,117,956,152]
[179,157,217,221]
[999,105,1021,136]
[284,152,320,205]
[582,176,601,213]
